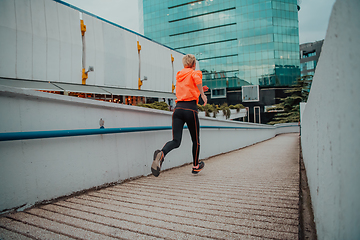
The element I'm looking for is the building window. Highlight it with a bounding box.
[211,88,226,99]
[301,60,316,71]
[302,51,316,58]
[307,60,316,70]
[300,62,306,71]
[242,85,259,102]
[307,71,315,76]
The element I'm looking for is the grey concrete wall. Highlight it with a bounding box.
[301,0,360,239]
[0,86,297,213]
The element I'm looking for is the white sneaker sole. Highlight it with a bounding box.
[151,150,162,177]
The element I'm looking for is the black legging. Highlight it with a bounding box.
[161,100,200,166]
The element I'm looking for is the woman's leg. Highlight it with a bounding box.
[161,109,185,156]
[185,110,200,166]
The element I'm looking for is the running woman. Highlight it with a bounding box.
[151,54,207,177]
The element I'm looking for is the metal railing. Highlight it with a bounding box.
[0,125,282,142]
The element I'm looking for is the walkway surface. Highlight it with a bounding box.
[0,133,300,240]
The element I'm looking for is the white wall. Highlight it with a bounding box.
[301,0,360,239]
[0,86,297,213]
[0,0,17,78]
[0,0,183,92]
[275,123,299,136]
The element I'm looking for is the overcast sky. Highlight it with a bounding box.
[63,0,337,44]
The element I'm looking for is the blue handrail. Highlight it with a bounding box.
[0,127,170,142]
[0,125,281,142]
[275,124,299,128]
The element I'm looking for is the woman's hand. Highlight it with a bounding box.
[201,93,207,106]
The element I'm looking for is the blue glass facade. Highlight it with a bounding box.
[143,0,300,91]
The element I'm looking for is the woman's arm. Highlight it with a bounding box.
[197,84,207,106]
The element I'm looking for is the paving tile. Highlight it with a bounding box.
[61,195,297,239]
[0,215,75,240]
[6,212,119,240]
[0,226,35,240]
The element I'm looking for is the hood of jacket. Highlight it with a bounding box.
[176,68,194,83]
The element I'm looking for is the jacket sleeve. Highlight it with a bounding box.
[192,70,203,85]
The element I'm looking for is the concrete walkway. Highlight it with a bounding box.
[0,133,300,240]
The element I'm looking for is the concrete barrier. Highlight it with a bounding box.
[275,122,300,136]
[301,0,360,238]
[0,86,297,213]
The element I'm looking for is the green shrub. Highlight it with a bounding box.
[204,104,213,113]
[230,104,244,112]
[137,101,169,111]
[198,102,244,118]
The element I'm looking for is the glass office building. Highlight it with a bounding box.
[142,0,300,96]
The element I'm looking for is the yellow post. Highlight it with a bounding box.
[138,78,142,90]
[82,68,88,85]
[138,41,142,89]
[81,20,87,84]
[80,20,86,36]
[171,54,175,93]
[137,41,141,52]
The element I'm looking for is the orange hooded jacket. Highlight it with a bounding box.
[175,68,202,103]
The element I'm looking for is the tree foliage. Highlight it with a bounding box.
[267,75,312,125]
